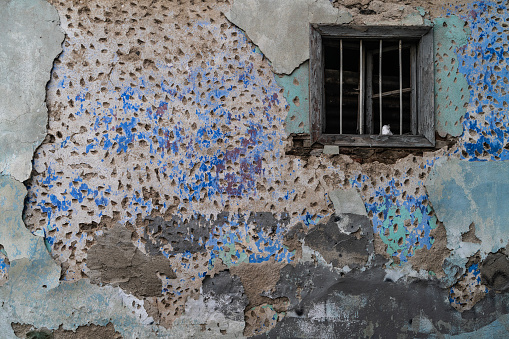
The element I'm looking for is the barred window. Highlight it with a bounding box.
[310,25,434,148]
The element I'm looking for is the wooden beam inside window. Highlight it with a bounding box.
[373,88,411,98]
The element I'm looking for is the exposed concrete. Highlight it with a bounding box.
[408,221,450,278]
[426,158,509,257]
[175,292,245,338]
[87,225,176,298]
[0,0,64,181]
[230,257,285,308]
[143,215,212,255]
[304,216,373,268]
[462,222,481,244]
[262,262,509,338]
[481,252,509,292]
[12,322,122,339]
[245,303,286,337]
[201,270,249,322]
[446,313,509,339]
[226,0,352,74]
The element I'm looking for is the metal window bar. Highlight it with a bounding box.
[340,39,343,134]
[379,40,382,135]
[399,40,403,135]
[410,45,417,135]
[334,39,414,136]
[359,40,363,134]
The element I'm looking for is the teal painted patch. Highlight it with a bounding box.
[353,175,438,263]
[275,62,310,135]
[426,158,509,256]
[434,16,471,137]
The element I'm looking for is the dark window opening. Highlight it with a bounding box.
[309,25,435,148]
[323,38,417,136]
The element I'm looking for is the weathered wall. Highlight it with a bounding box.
[1,0,509,337]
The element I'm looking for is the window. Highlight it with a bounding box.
[309,25,434,148]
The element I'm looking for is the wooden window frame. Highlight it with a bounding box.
[309,25,435,148]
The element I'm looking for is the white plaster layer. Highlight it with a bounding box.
[226,0,352,74]
[0,0,64,181]
[328,188,368,216]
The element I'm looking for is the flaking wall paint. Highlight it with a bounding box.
[2,0,509,338]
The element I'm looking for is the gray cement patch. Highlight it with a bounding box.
[202,271,249,322]
[481,252,509,292]
[304,215,373,268]
[143,214,214,255]
[259,262,509,338]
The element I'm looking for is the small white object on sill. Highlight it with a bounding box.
[381,124,393,135]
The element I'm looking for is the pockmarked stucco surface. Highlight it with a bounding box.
[434,15,471,138]
[0,0,64,182]
[2,0,509,337]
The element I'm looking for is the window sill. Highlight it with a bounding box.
[317,134,434,148]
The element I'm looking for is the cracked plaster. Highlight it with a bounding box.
[0,0,64,181]
[226,0,352,75]
[2,0,509,337]
[426,158,509,257]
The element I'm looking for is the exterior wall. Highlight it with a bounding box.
[1,0,509,337]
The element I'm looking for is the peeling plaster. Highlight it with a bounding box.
[226,0,352,74]
[426,158,509,257]
[2,0,509,336]
[0,177,172,338]
[0,0,64,181]
[0,175,60,289]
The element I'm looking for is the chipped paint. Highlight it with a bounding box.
[457,1,509,160]
[426,158,509,256]
[2,0,509,337]
[434,15,471,137]
[275,62,310,135]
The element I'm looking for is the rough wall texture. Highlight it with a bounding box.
[0,0,64,181]
[1,0,509,338]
